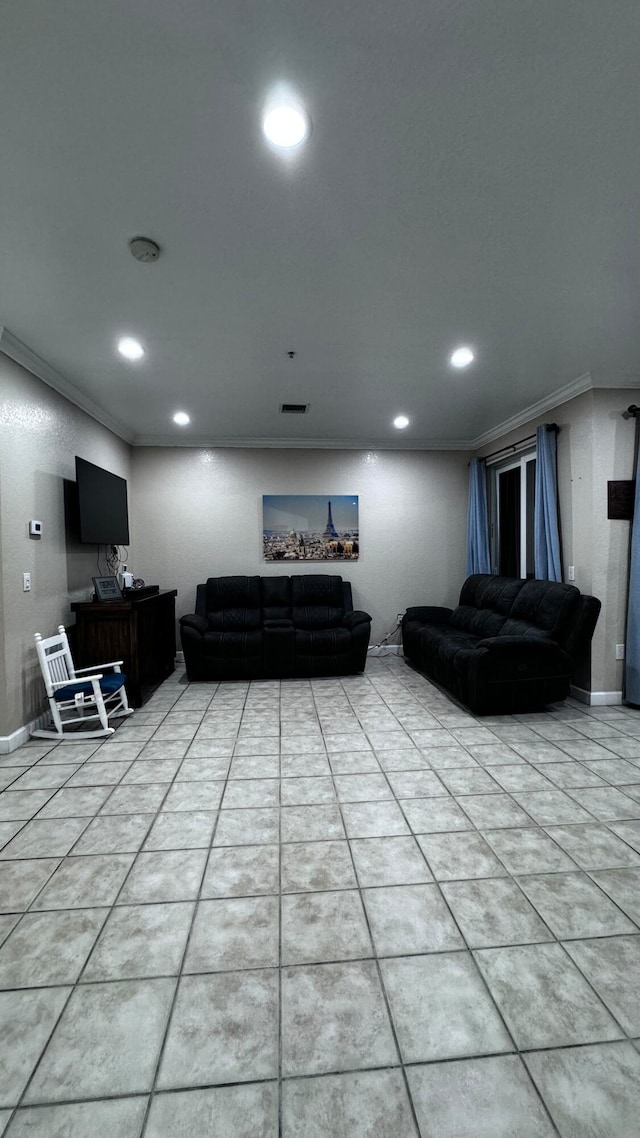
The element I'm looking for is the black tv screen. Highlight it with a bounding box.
[75,457,130,545]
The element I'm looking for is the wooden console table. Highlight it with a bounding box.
[70,589,178,707]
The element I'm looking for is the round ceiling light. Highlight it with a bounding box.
[450,346,475,368]
[173,411,190,426]
[393,415,410,429]
[117,337,145,361]
[262,103,309,148]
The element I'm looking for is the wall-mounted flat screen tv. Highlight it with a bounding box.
[75,457,130,545]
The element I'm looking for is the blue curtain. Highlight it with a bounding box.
[534,424,562,581]
[466,458,491,575]
[625,448,640,703]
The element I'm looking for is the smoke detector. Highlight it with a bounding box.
[129,237,161,263]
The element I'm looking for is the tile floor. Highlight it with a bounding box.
[1,658,640,1135]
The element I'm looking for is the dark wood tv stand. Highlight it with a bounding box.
[70,589,178,707]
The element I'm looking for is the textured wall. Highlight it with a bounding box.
[476,388,639,695]
[0,356,131,736]
[130,446,471,646]
[589,390,637,694]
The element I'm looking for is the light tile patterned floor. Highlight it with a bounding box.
[1,657,640,1135]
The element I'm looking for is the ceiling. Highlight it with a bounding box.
[1,0,640,447]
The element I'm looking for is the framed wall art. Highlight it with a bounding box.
[263,495,359,561]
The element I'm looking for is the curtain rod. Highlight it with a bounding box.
[480,422,559,465]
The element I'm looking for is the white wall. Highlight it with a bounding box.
[130,446,471,645]
[0,356,132,737]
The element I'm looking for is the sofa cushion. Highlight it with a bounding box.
[450,606,507,638]
[205,576,261,630]
[500,579,580,642]
[458,575,526,613]
[295,628,353,656]
[451,575,525,637]
[203,629,263,658]
[416,625,481,692]
[291,575,344,629]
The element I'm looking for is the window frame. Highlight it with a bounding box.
[489,448,537,578]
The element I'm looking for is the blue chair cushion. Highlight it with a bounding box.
[54,672,127,702]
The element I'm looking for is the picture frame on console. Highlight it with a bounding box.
[92,575,124,602]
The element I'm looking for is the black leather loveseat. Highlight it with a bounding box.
[402,574,601,715]
[180,574,371,680]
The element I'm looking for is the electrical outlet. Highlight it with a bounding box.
[567,566,575,582]
[616,644,625,661]
[23,572,31,592]
[396,613,403,626]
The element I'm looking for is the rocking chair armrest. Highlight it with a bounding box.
[51,672,104,688]
[75,660,124,673]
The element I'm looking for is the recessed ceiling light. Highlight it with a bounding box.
[173,411,190,426]
[393,415,410,429]
[450,346,474,368]
[262,102,309,148]
[117,337,145,361]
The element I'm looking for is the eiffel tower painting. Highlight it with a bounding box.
[323,500,338,538]
[262,495,359,561]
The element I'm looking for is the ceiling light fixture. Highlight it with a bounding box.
[128,237,160,263]
[173,411,190,426]
[450,346,474,368]
[262,102,309,148]
[117,337,145,361]
[393,415,410,429]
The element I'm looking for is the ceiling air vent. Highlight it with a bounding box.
[280,403,309,414]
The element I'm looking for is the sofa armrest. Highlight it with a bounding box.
[477,635,568,660]
[342,610,371,630]
[179,614,208,635]
[403,606,453,625]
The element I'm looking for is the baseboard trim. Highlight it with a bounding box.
[0,710,50,753]
[570,686,623,706]
[368,645,403,656]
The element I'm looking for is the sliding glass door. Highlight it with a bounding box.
[490,452,536,578]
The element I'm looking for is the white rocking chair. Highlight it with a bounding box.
[32,625,134,740]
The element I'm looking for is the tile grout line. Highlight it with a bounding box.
[0,692,197,1126]
[15,1035,640,1113]
[137,681,248,1138]
[328,676,424,1138]
[348,663,565,1138]
[0,679,199,1124]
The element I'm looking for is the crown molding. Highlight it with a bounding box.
[0,327,134,444]
[132,434,474,450]
[471,370,640,451]
[470,372,594,450]
[588,369,640,389]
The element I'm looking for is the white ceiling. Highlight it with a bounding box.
[1,0,640,447]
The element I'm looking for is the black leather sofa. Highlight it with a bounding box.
[180,574,371,680]
[402,574,601,715]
